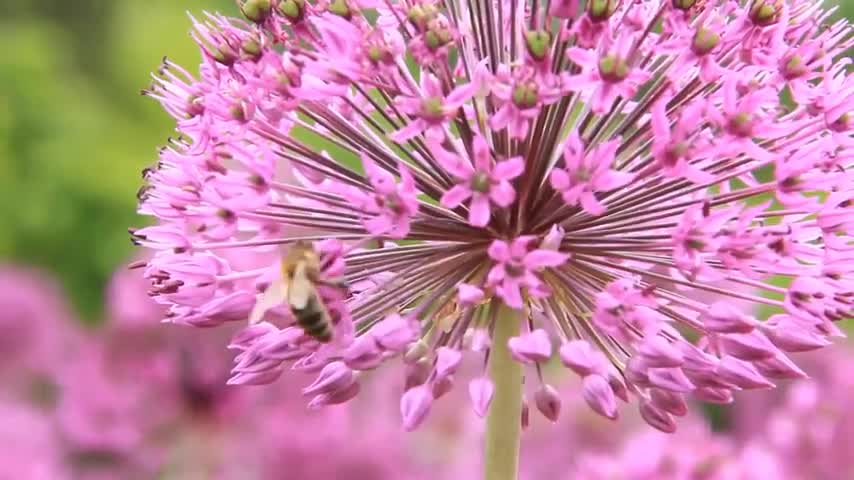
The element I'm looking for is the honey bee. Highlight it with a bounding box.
[249,241,347,343]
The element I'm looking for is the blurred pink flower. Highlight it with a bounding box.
[55,340,175,479]
[0,266,78,401]
[733,347,854,480]
[565,422,786,480]
[106,256,167,328]
[0,403,67,479]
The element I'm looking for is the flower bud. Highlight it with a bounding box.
[307,380,360,409]
[693,386,734,404]
[328,0,352,19]
[719,331,779,362]
[435,347,463,380]
[457,283,485,306]
[582,374,618,419]
[716,356,775,389]
[780,54,808,80]
[534,384,562,422]
[508,329,552,364]
[700,302,758,334]
[754,353,807,380]
[371,314,416,352]
[431,375,455,399]
[241,36,263,60]
[692,27,721,56]
[762,316,830,352]
[343,336,384,370]
[672,0,697,10]
[540,225,565,251]
[302,361,356,397]
[278,0,306,22]
[521,397,531,430]
[468,377,494,417]
[749,0,784,27]
[425,21,453,51]
[241,0,273,23]
[648,367,695,393]
[257,327,306,361]
[607,368,629,402]
[649,389,688,417]
[639,399,677,433]
[587,0,618,22]
[638,336,685,368]
[400,386,434,431]
[469,328,491,352]
[525,30,552,62]
[560,340,607,376]
[227,368,283,386]
[229,322,278,350]
[407,4,439,30]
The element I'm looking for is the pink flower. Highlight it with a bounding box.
[490,64,563,138]
[339,156,420,239]
[0,267,74,388]
[549,131,633,215]
[659,12,728,84]
[0,404,65,479]
[649,99,714,183]
[432,136,524,227]
[486,237,569,309]
[391,73,475,142]
[566,32,651,113]
[704,79,780,162]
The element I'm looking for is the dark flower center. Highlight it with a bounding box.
[506,261,526,277]
[588,0,617,22]
[727,112,754,137]
[278,0,306,22]
[692,28,720,56]
[470,172,492,194]
[422,97,445,121]
[749,0,783,26]
[598,55,630,82]
[512,82,539,109]
[524,30,551,61]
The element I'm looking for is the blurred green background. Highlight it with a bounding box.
[0,0,852,322]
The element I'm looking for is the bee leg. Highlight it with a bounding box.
[248,277,288,324]
[307,272,350,294]
[319,279,349,292]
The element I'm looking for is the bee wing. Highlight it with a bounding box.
[249,276,288,324]
[288,263,313,311]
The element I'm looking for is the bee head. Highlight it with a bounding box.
[283,240,321,275]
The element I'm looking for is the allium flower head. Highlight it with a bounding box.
[136,0,852,431]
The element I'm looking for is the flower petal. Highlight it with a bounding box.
[524,249,569,269]
[493,156,525,180]
[468,194,492,227]
[441,185,473,209]
[489,181,516,207]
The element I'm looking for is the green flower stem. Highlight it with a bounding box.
[484,304,523,480]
